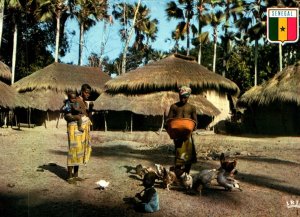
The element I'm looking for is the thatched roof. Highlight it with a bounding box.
[238,61,300,106]
[13,62,111,93]
[0,81,26,109]
[19,88,66,111]
[94,91,220,117]
[105,54,240,96]
[0,61,11,81]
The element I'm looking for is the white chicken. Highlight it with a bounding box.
[96,180,110,190]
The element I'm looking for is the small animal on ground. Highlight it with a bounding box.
[219,153,237,176]
[135,164,156,178]
[162,167,177,191]
[192,169,218,195]
[217,168,242,191]
[180,172,193,190]
[154,164,165,180]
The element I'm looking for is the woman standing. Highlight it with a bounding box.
[66,84,93,184]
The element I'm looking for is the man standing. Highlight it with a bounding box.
[167,86,197,177]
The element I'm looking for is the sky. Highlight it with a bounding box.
[60,0,208,65]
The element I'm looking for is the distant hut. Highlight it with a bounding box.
[238,61,300,135]
[94,54,239,131]
[13,62,111,127]
[0,81,20,109]
[0,61,11,84]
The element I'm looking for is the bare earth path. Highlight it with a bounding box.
[0,126,299,217]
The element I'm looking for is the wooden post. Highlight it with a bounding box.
[56,113,62,128]
[28,108,31,128]
[130,113,133,133]
[160,114,165,134]
[104,112,107,132]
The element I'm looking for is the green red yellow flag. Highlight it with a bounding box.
[267,8,299,44]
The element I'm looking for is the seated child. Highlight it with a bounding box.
[134,172,160,213]
[62,91,84,132]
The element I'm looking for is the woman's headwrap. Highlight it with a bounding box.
[179,86,192,97]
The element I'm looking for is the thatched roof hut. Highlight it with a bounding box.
[12,63,111,127]
[237,61,300,135]
[13,62,111,109]
[105,54,240,96]
[0,81,25,109]
[238,61,300,106]
[0,61,11,82]
[18,89,66,111]
[13,62,111,93]
[95,54,239,131]
[94,92,220,117]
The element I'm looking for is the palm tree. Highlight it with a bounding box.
[194,0,210,64]
[6,0,27,84]
[140,17,158,64]
[235,0,267,86]
[72,0,108,66]
[113,0,158,73]
[33,0,71,63]
[165,0,198,56]
[0,0,5,50]
[222,0,243,77]
[111,0,141,74]
[202,10,225,72]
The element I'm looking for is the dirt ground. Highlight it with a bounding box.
[0,124,300,217]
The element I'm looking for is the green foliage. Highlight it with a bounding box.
[0,7,68,81]
[226,46,252,93]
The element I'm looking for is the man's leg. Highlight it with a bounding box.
[67,166,76,184]
[191,135,197,163]
[73,166,84,181]
[184,163,192,174]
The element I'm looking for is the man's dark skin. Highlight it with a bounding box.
[167,95,197,124]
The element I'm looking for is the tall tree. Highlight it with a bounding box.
[236,0,267,86]
[1,0,56,82]
[33,0,71,63]
[113,0,159,74]
[0,0,5,50]
[165,0,198,56]
[194,0,210,64]
[221,0,243,77]
[201,9,225,72]
[6,0,27,84]
[72,0,108,66]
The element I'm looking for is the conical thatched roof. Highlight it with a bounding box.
[19,89,66,111]
[13,62,111,93]
[105,54,240,96]
[94,91,220,116]
[238,61,300,106]
[0,61,11,81]
[0,81,26,108]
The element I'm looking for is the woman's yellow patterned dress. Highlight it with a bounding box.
[67,116,92,166]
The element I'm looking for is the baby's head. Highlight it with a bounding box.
[143,172,157,188]
[67,91,77,103]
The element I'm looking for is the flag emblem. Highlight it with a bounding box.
[267,8,299,44]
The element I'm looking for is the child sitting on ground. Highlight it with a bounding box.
[134,172,160,213]
[62,91,84,132]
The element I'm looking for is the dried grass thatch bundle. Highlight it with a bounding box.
[0,81,26,108]
[0,61,11,82]
[13,62,111,93]
[239,61,300,106]
[19,88,66,111]
[105,54,240,96]
[94,91,220,117]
